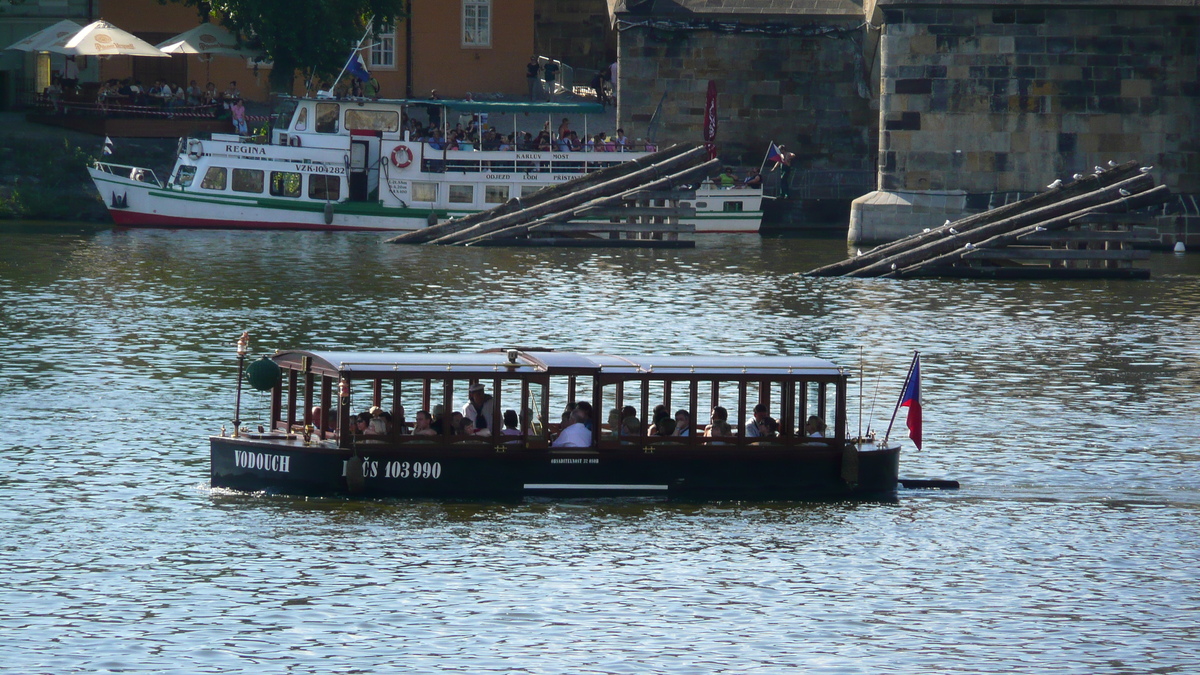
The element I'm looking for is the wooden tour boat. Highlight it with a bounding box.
[211,346,901,500]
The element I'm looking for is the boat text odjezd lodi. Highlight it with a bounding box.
[90,97,763,233]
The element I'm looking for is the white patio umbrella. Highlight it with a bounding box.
[155,22,260,57]
[4,19,83,52]
[62,20,170,57]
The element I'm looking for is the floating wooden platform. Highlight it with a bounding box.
[807,161,1170,280]
[387,143,713,247]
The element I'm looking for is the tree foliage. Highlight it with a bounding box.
[162,0,407,92]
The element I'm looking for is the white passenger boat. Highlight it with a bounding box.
[88,97,763,233]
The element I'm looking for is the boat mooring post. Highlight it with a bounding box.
[232,331,249,437]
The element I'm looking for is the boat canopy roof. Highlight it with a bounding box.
[280,96,605,115]
[272,349,844,379]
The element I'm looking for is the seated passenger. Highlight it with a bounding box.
[310,405,324,431]
[743,168,763,188]
[551,408,592,447]
[671,410,693,437]
[745,403,769,438]
[753,416,779,440]
[653,417,676,437]
[574,400,594,430]
[412,410,437,436]
[704,406,732,437]
[607,407,622,439]
[619,412,642,439]
[717,167,737,187]
[367,405,388,435]
[502,409,521,437]
[353,411,373,436]
[647,404,669,435]
[804,415,826,438]
[706,419,733,439]
[429,404,446,434]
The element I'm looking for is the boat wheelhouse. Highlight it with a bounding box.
[89,97,763,233]
[211,348,900,500]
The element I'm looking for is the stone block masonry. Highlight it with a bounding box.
[616,16,877,190]
[876,3,1200,196]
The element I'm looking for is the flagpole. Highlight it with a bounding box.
[883,351,919,447]
[331,19,374,91]
[758,140,774,174]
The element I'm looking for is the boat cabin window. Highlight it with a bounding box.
[273,100,298,130]
[723,201,744,212]
[175,165,197,188]
[411,182,437,202]
[345,109,399,133]
[309,175,341,200]
[270,171,302,198]
[200,167,227,190]
[315,102,340,134]
[484,185,509,204]
[294,107,309,132]
[232,168,265,194]
[448,185,474,204]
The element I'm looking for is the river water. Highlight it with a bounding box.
[2,228,1198,674]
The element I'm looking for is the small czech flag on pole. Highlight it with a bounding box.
[103,136,114,156]
[765,142,784,164]
[900,354,922,449]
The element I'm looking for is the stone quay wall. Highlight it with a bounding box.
[877,4,1200,196]
[616,18,877,192]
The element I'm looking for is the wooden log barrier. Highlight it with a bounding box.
[848,173,1155,278]
[806,160,1143,277]
[890,184,1171,278]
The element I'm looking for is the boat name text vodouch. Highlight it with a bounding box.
[342,459,443,480]
[292,164,345,175]
[224,144,269,156]
[234,450,290,473]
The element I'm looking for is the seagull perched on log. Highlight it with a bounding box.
[948,227,959,234]
[965,242,976,250]
[1035,226,1046,232]
[1140,166,1154,173]
[1094,165,1105,174]
[943,219,952,226]
[1073,173,1084,180]
[1047,179,1063,189]
[923,228,931,233]
[1108,160,1118,168]
[1119,188,1131,196]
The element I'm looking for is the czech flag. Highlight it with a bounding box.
[766,142,784,164]
[901,355,922,449]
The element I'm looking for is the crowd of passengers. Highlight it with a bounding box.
[303,383,828,446]
[401,112,652,153]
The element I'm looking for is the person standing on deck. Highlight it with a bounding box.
[462,383,495,433]
[526,56,541,101]
[543,60,559,101]
[771,145,796,199]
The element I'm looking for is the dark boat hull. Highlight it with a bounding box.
[210,436,901,501]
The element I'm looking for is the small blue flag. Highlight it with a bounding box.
[103,136,114,156]
[346,51,370,82]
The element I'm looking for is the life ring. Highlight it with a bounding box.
[390,144,413,168]
[187,139,203,161]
